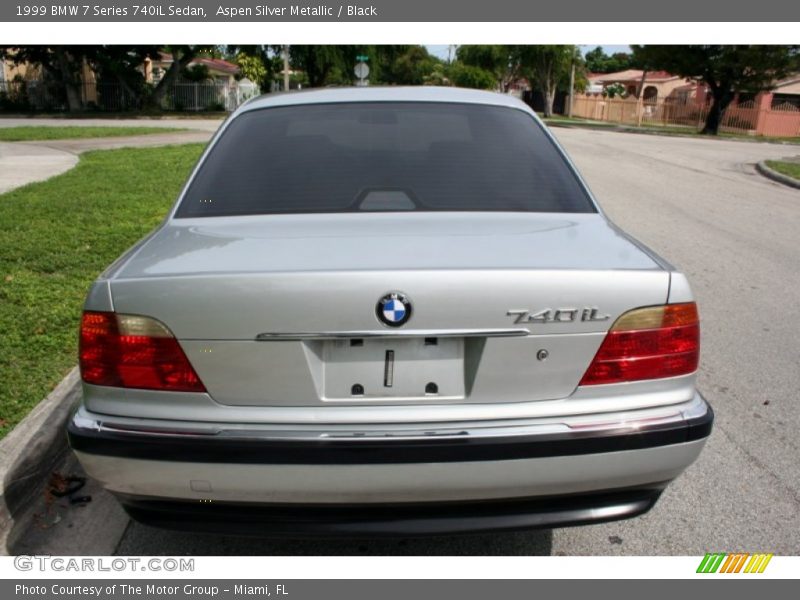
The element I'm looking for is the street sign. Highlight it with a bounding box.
[354,62,370,81]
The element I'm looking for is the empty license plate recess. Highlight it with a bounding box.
[322,337,465,400]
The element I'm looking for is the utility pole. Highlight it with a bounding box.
[636,69,648,126]
[282,45,290,91]
[568,61,575,118]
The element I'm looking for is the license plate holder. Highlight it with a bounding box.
[322,337,465,400]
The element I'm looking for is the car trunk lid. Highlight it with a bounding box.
[109,212,670,406]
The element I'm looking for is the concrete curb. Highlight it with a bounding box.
[756,161,800,190]
[0,368,80,555]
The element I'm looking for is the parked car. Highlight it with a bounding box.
[68,87,712,535]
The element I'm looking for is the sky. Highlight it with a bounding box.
[425,45,632,61]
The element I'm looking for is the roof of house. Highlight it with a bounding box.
[773,74,800,90]
[194,57,240,75]
[588,69,680,83]
[672,82,702,92]
[156,52,240,75]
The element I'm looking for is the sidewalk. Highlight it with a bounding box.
[0,142,77,194]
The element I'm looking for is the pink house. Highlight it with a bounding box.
[143,53,240,85]
[587,70,689,102]
[579,69,800,137]
[753,75,800,136]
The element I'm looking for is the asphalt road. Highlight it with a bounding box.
[547,128,800,555]
[17,126,800,556]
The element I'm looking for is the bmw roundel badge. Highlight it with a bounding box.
[376,292,412,327]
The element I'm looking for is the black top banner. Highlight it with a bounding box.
[2,0,798,22]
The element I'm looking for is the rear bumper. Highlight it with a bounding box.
[117,485,667,537]
[68,392,712,534]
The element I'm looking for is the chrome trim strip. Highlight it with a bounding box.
[72,393,711,444]
[255,328,530,341]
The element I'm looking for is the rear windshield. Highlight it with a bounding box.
[175,101,595,217]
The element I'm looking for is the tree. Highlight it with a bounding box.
[584,46,633,73]
[369,46,413,84]
[288,45,352,87]
[521,45,581,118]
[182,64,211,83]
[423,62,449,86]
[225,45,283,92]
[631,45,800,134]
[234,52,267,88]
[456,45,523,91]
[604,82,627,98]
[86,46,158,108]
[387,46,439,85]
[447,63,496,90]
[1,46,94,111]
[287,45,425,88]
[2,45,226,112]
[148,45,214,108]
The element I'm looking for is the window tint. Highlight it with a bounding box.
[176,102,595,217]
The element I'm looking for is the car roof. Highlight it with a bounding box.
[238,86,534,114]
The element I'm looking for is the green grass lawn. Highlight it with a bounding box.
[0,144,204,438]
[766,160,800,181]
[0,125,186,142]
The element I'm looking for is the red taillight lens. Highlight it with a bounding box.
[579,303,700,386]
[79,311,206,393]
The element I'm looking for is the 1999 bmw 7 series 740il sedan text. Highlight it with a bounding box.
[68,87,713,536]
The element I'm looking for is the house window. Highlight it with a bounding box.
[771,93,800,110]
[643,86,658,102]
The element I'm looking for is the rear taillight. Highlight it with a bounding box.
[79,311,206,393]
[579,302,699,386]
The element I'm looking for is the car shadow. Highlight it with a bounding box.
[115,522,554,556]
[9,459,554,557]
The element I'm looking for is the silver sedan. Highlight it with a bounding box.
[68,87,712,536]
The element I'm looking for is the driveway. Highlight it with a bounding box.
[12,127,800,556]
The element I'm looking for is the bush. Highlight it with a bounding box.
[447,64,496,90]
[603,83,627,98]
[182,64,211,83]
